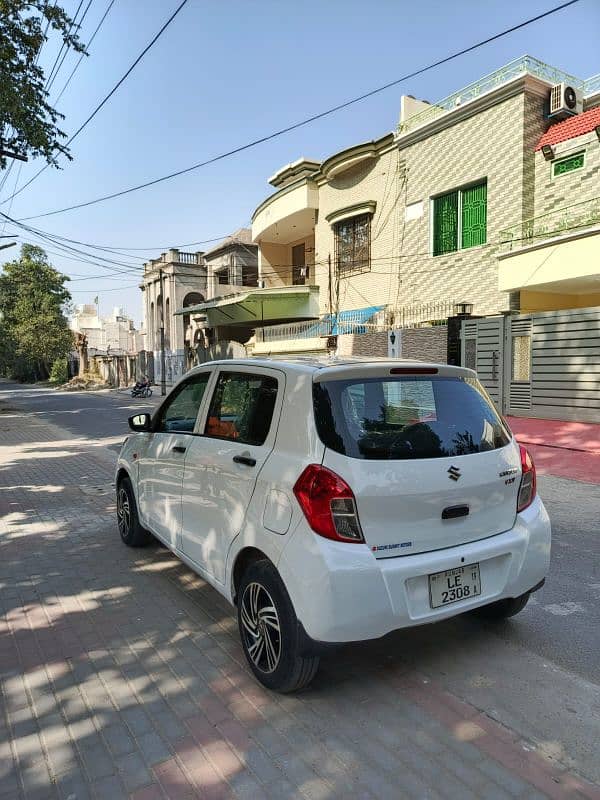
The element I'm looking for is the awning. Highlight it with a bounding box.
[174,285,320,328]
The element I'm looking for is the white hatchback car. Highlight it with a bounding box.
[116,358,550,692]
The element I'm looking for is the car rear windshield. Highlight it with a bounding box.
[313,375,511,460]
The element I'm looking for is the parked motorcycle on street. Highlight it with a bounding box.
[131,380,152,398]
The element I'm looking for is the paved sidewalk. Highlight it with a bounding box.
[507,417,600,485]
[1,402,599,799]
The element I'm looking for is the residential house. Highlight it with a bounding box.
[171,226,318,362]
[70,304,140,354]
[70,305,141,385]
[141,248,206,385]
[142,231,260,383]
[498,104,600,310]
[250,55,600,359]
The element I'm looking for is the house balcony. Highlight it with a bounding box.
[498,198,600,311]
[252,174,319,289]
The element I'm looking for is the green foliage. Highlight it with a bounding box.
[0,1,86,169]
[49,357,68,384]
[0,244,73,381]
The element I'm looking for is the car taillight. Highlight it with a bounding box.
[517,445,536,513]
[293,464,364,543]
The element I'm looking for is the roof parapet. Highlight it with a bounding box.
[397,55,585,136]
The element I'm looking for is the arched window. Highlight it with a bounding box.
[182,292,205,342]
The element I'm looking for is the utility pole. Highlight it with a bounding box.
[0,148,27,163]
[327,254,332,324]
[159,268,166,396]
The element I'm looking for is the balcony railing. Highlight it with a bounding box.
[499,197,600,252]
[177,251,200,264]
[256,310,386,343]
[397,55,583,135]
[392,301,457,328]
[584,73,600,96]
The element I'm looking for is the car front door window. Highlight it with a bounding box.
[155,375,210,434]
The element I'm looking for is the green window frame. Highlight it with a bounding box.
[432,181,487,256]
[552,152,585,178]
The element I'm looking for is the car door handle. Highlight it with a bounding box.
[172,445,187,454]
[233,454,256,467]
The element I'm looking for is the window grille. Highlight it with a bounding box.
[433,181,487,256]
[433,191,459,255]
[553,152,585,178]
[335,214,371,276]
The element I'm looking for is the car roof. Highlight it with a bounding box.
[187,356,475,379]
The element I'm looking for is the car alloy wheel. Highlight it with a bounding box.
[117,486,131,538]
[240,581,281,674]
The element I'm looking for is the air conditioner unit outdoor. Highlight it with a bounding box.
[549,83,583,118]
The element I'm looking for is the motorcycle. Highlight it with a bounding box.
[131,381,152,398]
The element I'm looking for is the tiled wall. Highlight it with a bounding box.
[314,91,549,319]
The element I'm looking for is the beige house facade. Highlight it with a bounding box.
[250,55,600,357]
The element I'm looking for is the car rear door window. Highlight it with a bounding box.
[155,374,210,433]
[205,371,278,445]
[313,376,510,460]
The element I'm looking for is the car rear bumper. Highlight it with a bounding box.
[277,495,551,643]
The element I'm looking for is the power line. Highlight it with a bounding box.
[44,0,85,91]
[9,0,580,220]
[46,0,95,94]
[5,0,191,206]
[53,0,117,105]
[70,283,139,292]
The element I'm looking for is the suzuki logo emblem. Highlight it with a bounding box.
[448,466,461,481]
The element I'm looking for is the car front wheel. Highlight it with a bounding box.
[117,477,152,547]
[237,560,320,693]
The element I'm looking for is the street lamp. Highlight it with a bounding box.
[541,144,555,161]
[453,301,473,317]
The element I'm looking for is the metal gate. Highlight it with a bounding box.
[461,306,600,423]
[461,316,505,412]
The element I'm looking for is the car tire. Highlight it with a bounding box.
[117,477,152,547]
[474,592,530,620]
[237,560,320,693]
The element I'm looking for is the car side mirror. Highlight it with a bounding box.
[128,412,152,432]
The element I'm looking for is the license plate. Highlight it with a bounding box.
[428,563,481,609]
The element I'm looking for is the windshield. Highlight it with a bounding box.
[313,375,511,460]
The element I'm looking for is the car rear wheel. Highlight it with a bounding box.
[117,477,152,547]
[237,560,320,693]
[474,591,530,620]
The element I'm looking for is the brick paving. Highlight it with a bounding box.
[507,417,600,485]
[1,401,599,799]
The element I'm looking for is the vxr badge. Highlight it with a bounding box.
[448,465,461,481]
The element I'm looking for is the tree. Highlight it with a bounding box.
[0,244,73,381]
[0,1,86,169]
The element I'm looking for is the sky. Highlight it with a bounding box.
[1,0,599,326]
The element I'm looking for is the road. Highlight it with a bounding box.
[0,380,161,446]
[1,380,599,795]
